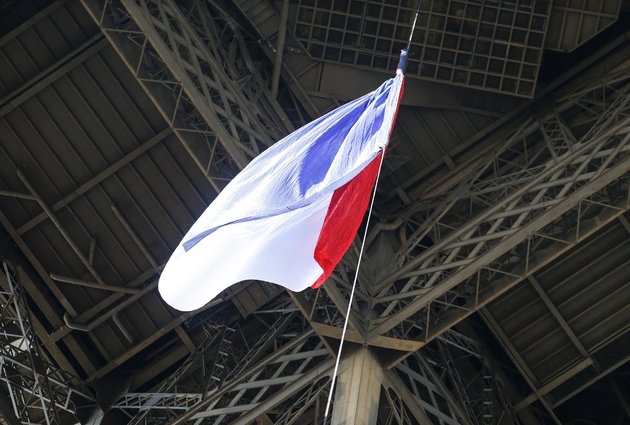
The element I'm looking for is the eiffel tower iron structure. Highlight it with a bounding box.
[2,0,630,424]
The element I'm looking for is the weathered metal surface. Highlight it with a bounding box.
[0,261,96,425]
[2,0,630,423]
[546,0,621,52]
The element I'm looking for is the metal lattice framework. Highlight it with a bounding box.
[110,300,524,425]
[435,330,520,425]
[112,309,334,425]
[0,261,96,425]
[18,0,630,423]
[109,41,630,425]
[293,0,551,97]
[119,321,235,424]
[268,65,630,376]
[365,64,630,350]
[365,328,523,425]
[80,0,296,193]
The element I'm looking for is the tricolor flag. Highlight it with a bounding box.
[159,59,405,312]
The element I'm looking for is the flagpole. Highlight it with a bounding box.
[322,42,418,425]
[406,0,424,53]
[322,2,422,419]
[322,148,386,420]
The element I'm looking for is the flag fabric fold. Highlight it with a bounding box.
[159,72,404,311]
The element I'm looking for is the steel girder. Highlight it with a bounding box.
[357,64,630,349]
[112,309,333,424]
[113,299,514,425]
[123,322,236,424]
[67,0,630,422]
[103,298,472,424]
[275,65,630,365]
[375,328,523,425]
[123,64,630,425]
[0,262,96,425]
[80,0,294,193]
[114,393,202,411]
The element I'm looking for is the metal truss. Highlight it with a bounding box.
[0,261,524,425]
[53,2,630,423]
[384,363,468,425]
[435,330,519,425]
[379,328,519,425]
[118,298,521,425]
[120,322,235,424]
[363,64,630,350]
[0,261,96,425]
[114,393,201,411]
[276,61,630,354]
[80,0,295,192]
[248,63,630,424]
[112,305,332,424]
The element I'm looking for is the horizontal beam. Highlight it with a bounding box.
[50,273,142,295]
[0,190,37,200]
[17,127,172,235]
[0,34,108,117]
[311,323,424,352]
[0,0,69,48]
[199,359,334,423]
[513,358,593,411]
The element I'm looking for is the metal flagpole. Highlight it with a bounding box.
[323,151,386,420]
[322,1,423,419]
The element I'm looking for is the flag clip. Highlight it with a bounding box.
[397,49,408,75]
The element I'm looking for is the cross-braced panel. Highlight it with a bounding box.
[113,307,333,425]
[366,65,630,352]
[81,0,294,193]
[0,261,96,425]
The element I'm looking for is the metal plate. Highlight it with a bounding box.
[545,0,621,52]
[294,0,552,97]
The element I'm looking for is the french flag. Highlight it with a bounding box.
[159,63,405,312]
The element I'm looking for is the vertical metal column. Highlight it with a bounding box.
[332,344,384,425]
[0,261,96,424]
